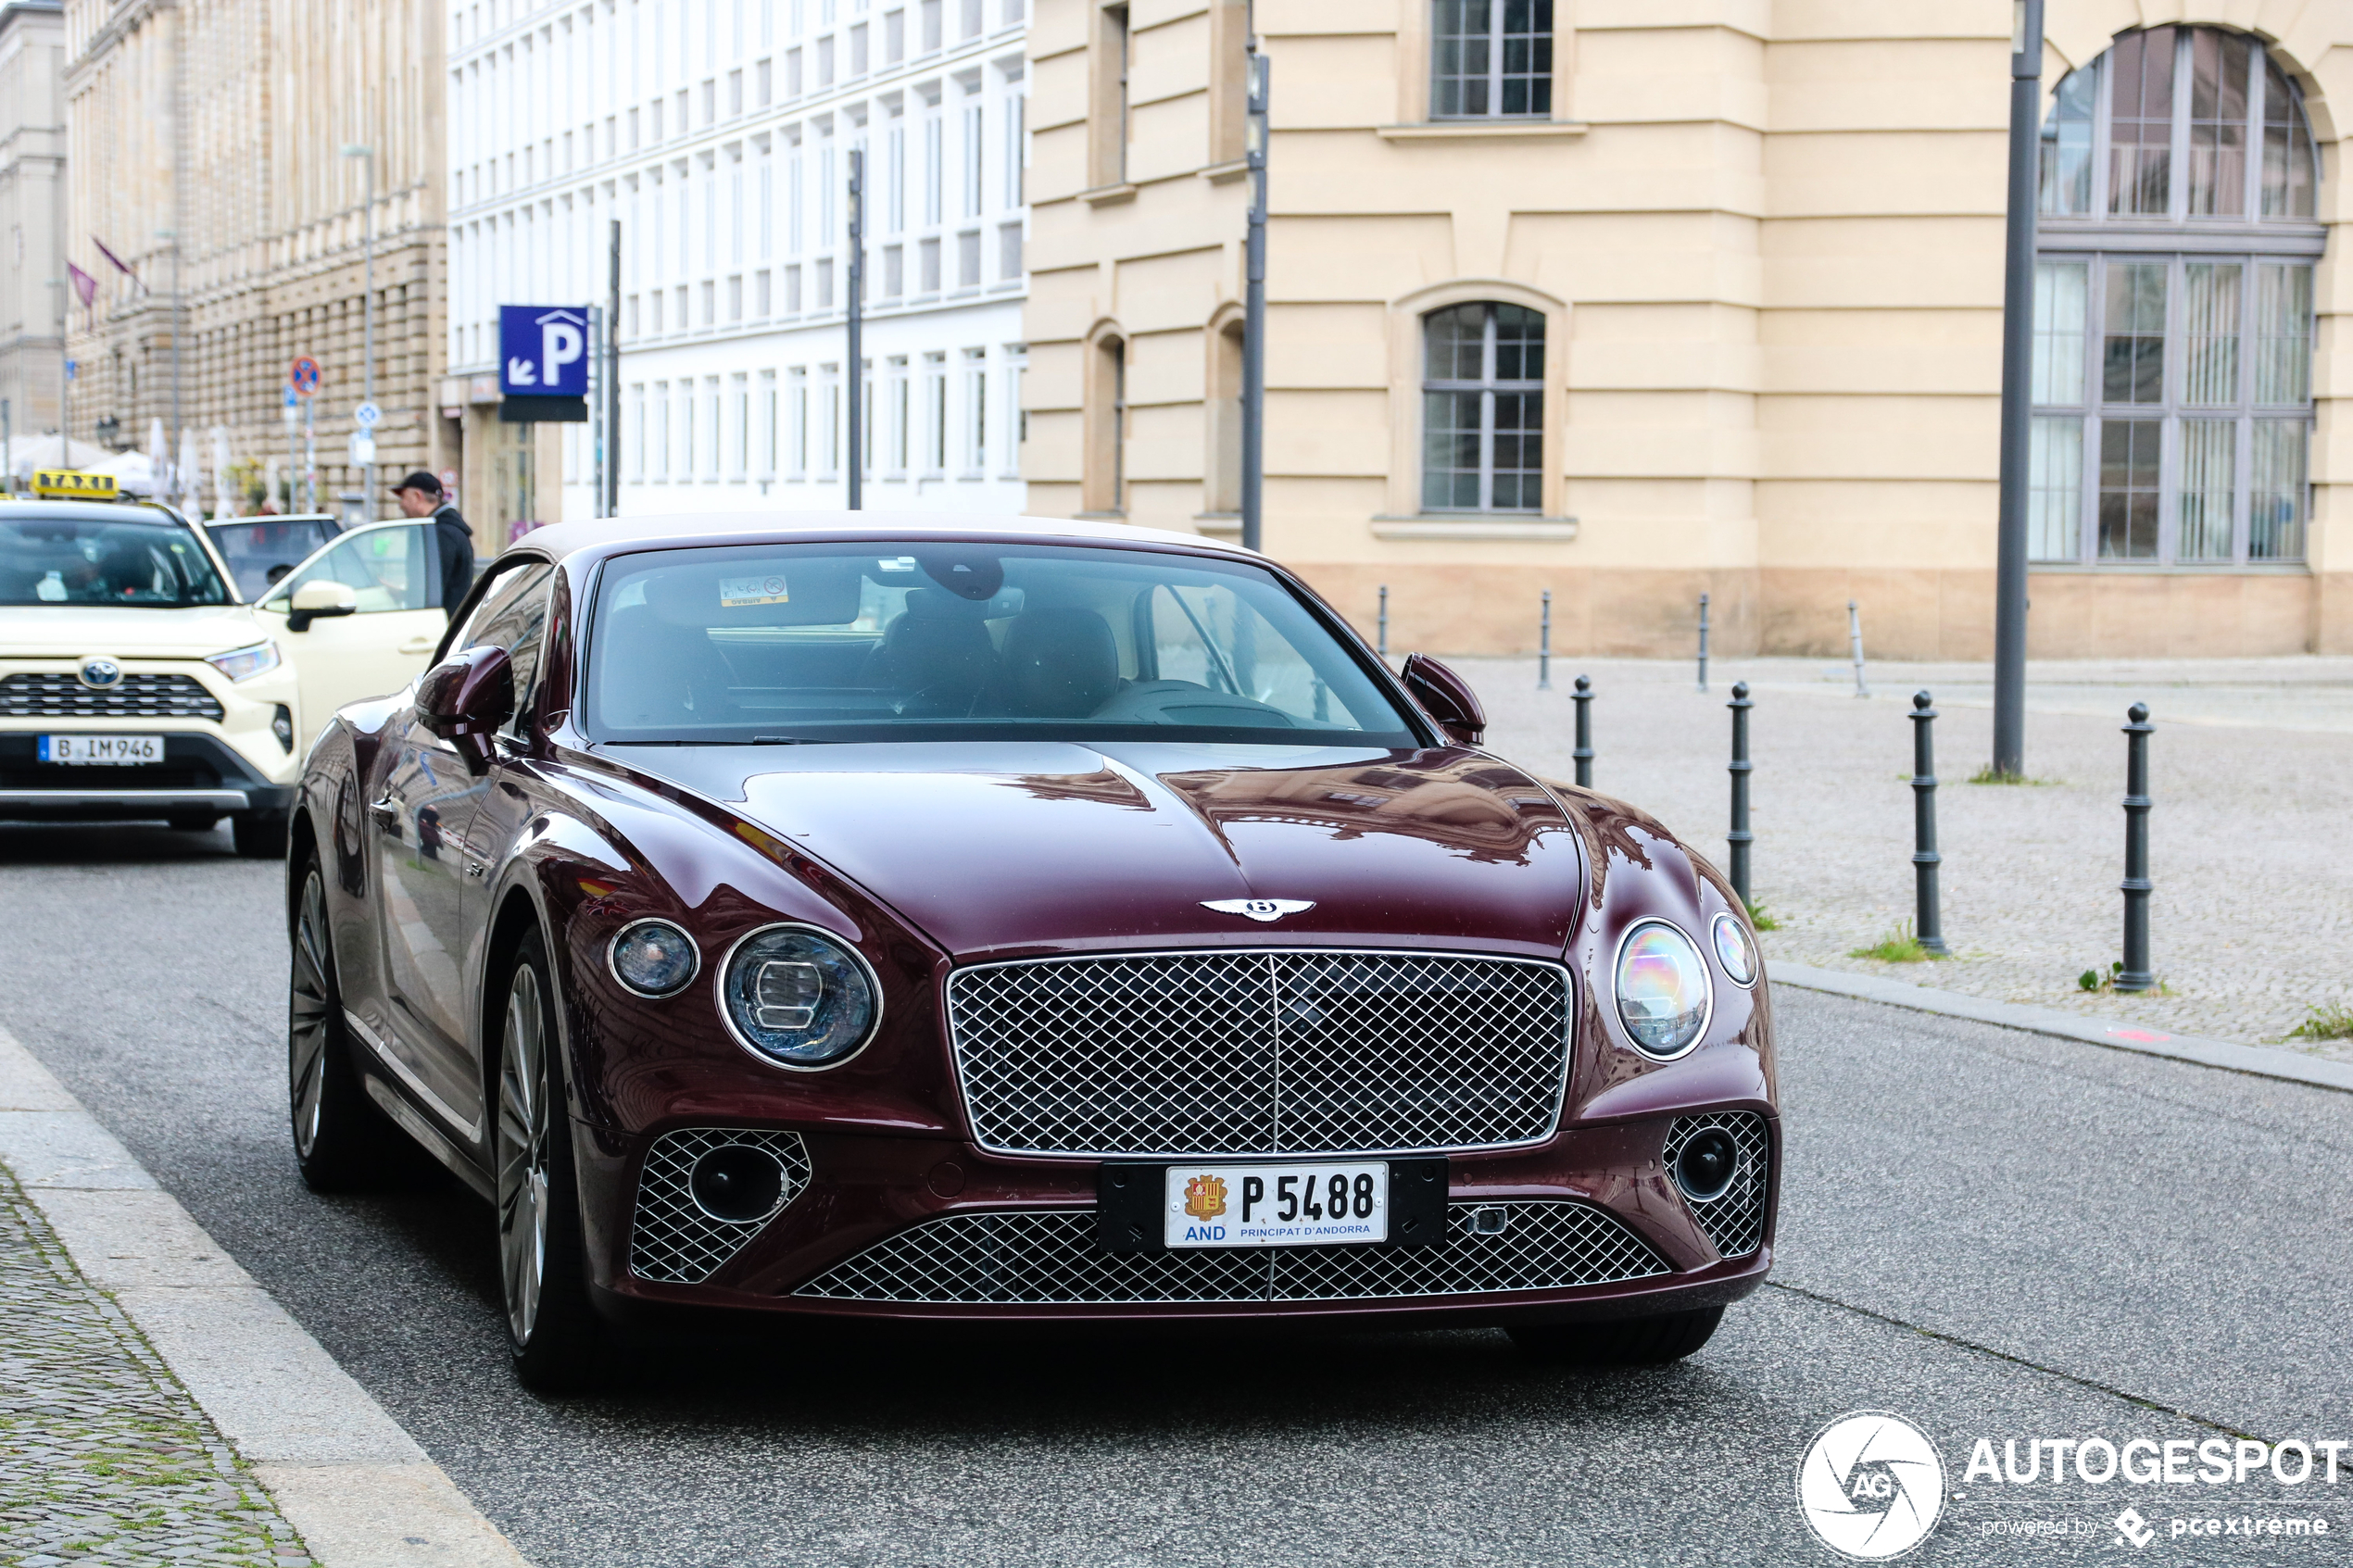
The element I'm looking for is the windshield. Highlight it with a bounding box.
[0,512,232,608]
[584,543,1418,746]
[208,518,342,600]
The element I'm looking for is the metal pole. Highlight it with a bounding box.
[285,391,296,510]
[1537,590,1553,690]
[1696,592,1711,692]
[362,152,375,517]
[304,395,316,512]
[1993,0,2044,779]
[607,220,623,517]
[169,8,185,508]
[1727,681,1753,904]
[846,148,863,510]
[1377,583,1388,660]
[589,304,605,518]
[1848,599,1869,697]
[2116,702,2154,992]
[1239,48,1269,554]
[1909,691,1947,955]
[1571,674,1592,788]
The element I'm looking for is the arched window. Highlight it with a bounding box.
[1422,302,1543,514]
[1084,327,1126,514]
[2032,27,2320,565]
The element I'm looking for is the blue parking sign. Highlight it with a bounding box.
[498,306,590,398]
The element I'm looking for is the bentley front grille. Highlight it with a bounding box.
[1663,1112,1771,1260]
[0,671,224,721]
[628,1128,812,1286]
[946,949,1571,1158]
[793,1200,1667,1306]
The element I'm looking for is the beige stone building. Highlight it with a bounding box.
[63,0,447,526]
[0,0,67,471]
[1024,1,2352,659]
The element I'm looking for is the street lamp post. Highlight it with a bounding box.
[1992,0,2045,779]
[1239,46,1270,554]
[846,148,864,511]
[343,144,376,519]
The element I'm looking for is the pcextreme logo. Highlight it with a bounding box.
[1797,1411,1946,1561]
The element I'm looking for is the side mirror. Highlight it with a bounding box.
[1400,653,1487,747]
[285,580,359,633]
[416,646,515,773]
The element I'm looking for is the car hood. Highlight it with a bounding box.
[0,603,262,659]
[626,740,1586,960]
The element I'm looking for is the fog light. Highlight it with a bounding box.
[610,919,699,997]
[688,1144,786,1223]
[271,704,295,753]
[1674,1129,1740,1203]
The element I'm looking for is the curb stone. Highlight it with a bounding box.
[1770,962,2353,1096]
[0,1023,535,1568]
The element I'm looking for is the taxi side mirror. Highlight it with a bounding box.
[1400,653,1487,748]
[285,580,359,633]
[418,646,515,773]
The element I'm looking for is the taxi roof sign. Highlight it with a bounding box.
[31,469,119,500]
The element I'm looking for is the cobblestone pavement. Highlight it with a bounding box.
[1457,653,2353,1058]
[0,1160,308,1568]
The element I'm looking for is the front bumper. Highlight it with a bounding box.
[574,1112,1779,1327]
[0,731,295,818]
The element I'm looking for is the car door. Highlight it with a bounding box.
[251,521,447,734]
[447,561,560,935]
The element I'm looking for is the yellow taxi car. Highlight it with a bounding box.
[1,478,457,854]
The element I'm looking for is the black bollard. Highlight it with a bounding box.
[1538,590,1553,690]
[2115,702,2154,993]
[1696,592,1712,693]
[1909,692,1948,955]
[1572,674,1592,787]
[1378,583,1389,661]
[1727,681,1753,903]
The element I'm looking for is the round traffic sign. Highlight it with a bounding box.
[353,401,381,429]
[289,356,321,394]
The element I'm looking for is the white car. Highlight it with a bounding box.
[0,496,457,854]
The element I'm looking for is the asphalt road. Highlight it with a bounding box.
[5,821,2351,1567]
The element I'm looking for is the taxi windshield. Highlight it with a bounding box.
[0,512,231,608]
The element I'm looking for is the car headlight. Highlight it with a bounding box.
[719,924,880,1069]
[1711,911,1757,987]
[204,640,282,683]
[610,919,699,997]
[1614,920,1711,1058]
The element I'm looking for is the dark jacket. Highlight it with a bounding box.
[431,504,476,618]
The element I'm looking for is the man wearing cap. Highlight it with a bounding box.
[391,470,475,620]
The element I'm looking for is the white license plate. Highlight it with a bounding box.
[1164,1162,1389,1248]
[39,734,165,765]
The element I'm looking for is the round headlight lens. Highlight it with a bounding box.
[1711,910,1756,986]
[720,925,879,1068]
[610,920,699,997]
[1615,921,1711,1058]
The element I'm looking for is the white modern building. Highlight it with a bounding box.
[446,0,1029,529]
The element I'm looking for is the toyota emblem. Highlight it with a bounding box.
[78,658,123,689]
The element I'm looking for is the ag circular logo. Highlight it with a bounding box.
[1797,1411,1944,1560]
[78,657,122,689]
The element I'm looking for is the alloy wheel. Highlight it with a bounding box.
[497,963,552,1347]
[288,870,335,1160]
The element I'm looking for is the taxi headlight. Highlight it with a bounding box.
[609,919,699,997]
[719,925,879,1069]
[1614,920,1712,1058]
[204,640,282,683]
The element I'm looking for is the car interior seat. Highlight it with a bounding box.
[1000,607,1121,719]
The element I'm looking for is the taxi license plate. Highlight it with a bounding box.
[1164,1161,1388,1248]
[40,734,165,765]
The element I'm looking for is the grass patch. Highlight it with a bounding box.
[2076,962,2172,996]
[2286,1003,2353,1041]
[1743,898,1780,932]
[1848,920,1946,963]
[1969,766,2062,786]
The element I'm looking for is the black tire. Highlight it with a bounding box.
[1508,1306,1725,1368]
[166,811,220,834]
[288,859,399,1190]
[497,930,605,1392]
[234,809,290,858]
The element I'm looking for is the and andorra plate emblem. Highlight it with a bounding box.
[1200,898,1315,923]
[1164,1162,1389,1248]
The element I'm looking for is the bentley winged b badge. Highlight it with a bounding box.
[1201,898,1316,923]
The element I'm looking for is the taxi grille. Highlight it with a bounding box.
[0,671,224,721]
[1664,1112,1772,1260]
[946,949,1571,1158]
[792,1201,1669,1305]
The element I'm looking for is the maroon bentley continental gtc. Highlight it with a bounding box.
[283,513,1777,1388]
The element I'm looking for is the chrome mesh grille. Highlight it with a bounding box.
[793,1201,1667,1305]
[947,950,1571,1158]
[628,1128,812,1286]
[0,671,223,721]
[1664,1111,1771,1260]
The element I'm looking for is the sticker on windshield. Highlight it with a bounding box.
[720,572,791,608]
[878,556,917,572]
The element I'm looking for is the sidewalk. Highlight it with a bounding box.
[1457,654,2353,1059]
[0,1160,308,1567]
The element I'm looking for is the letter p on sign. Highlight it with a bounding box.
[497,305,591,399]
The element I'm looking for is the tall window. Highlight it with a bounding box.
[1431,0,1552,119]
[2033,27,2319,565]
[1421,303,1544,514]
